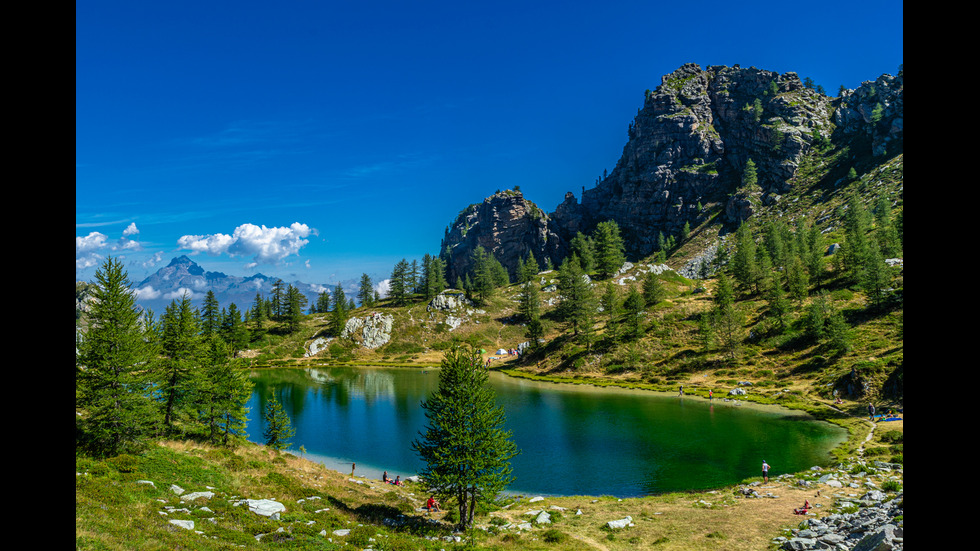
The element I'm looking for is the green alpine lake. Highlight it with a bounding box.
[246,366,847,497]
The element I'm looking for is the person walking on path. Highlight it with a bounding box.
[868,403,876,422]
[762,460,771,484]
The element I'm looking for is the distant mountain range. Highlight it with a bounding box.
[132,255,359,313]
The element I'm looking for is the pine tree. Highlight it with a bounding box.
[713,271,743,362]
[250,292,266,338]
[195,337,253,445]
[522,251,540,283]
[600,281,621,343]
[622,286,645,341]
[412,342,519,530]
[76,257,159,456]
[222,303,249,353]
[642,271,666,307]
[357,273,374,307]
[263,390,295,452]
[284,285,307,333]
[862,241,890,311]
[571,232,596,273]
[556,255,596,336]
[201,290,221,336]
[593,220,626,279]
[329,283,349,336]
[158,293,202,430]
[517,280,540,323]
[389,259,411,305]
[271,279,286,321]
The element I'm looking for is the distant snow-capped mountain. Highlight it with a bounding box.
[132,255,348,313]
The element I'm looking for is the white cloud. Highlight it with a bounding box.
[177,222,314,266]
[375,278,391,299]
[77,232,108,254]
[134,285,162,300]
[164,287,207,301]
[76,228,145,271]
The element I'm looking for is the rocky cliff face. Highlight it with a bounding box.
[440,63,903,276]
[440,190,566,283]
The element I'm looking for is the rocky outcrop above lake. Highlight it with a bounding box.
[341,313,394,349]
[440,190,566,283]
[439,63,903,273]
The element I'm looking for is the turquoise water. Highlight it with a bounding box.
[245,366,846,497]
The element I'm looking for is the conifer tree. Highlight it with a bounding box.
[201,290,221,336]
[623,286,645,341]
[517,280,540,323]
[413,342,519,530]
[357,273,375,307]
[329,283,349,336]
[713,271,743,362]
[593,220,626,279]
[263,390,295,452]
[731,222,759,292]
[600,281,621,343]
[196,337,253,445]
[389,259,410,305]
[284,285,307,333]
[76,257,159,456]
[571,232,596,273]
[642,271,666,307]
[556,255,596,336]
[522,251,540,283]
[250,292,266,338]
[158,293,201,430]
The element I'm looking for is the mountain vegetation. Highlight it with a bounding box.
[76,62,903,550]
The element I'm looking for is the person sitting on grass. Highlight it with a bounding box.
[793,499,811,515]
[426,495,440,512]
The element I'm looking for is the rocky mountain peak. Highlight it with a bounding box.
[439,62,903,277]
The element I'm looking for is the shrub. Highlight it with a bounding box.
[542,529,568,543]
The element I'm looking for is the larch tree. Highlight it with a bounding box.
[76,257,159,456]
[413,342,519,531]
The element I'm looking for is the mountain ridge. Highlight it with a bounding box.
[440,62,903,281]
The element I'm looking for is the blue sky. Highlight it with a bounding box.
[76,0,903,288]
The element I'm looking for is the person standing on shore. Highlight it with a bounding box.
[351,463,356,477]
[762,460,770,484]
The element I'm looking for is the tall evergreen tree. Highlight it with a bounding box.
[593,220,626,279]
[731,222,758,292]
[76,257,159,456]
[842,196,872,283]
[357,273,375,307]
[271,279,286,321]
[201,290,221,337]
[250,292,266,338]
[622,286,645,341]
[556,255,596,336]
[522,251,540,283]
[262,390,295,452]
[713,271,743,362]
[389,259,411,305]
[642,271,666,307]
[284,285,307,333]
[517,280,540,323]
[570,232,596,274]
[222,303,249,353]
[195,337,253,445]
[158,293,201,430]
[600,281,621,343]
[329,283,349,336]
[412,342,519,530]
